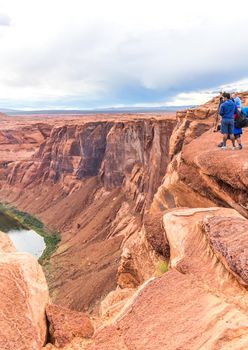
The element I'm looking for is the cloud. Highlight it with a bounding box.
[0,13,10,26]
[0,0,247,108]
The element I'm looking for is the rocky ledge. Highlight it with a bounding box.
[2,207,248,349]
[42,207,248,349]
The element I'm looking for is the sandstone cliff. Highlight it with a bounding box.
[0,113,176,311]
[1,93,248,349]
[152,92,248,217]
[1,93,248,314]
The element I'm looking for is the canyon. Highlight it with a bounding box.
[0,112,176,312]
[1,93,248,349]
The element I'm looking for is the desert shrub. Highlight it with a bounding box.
[155,260,169,276]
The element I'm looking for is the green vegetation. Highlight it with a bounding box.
[155,260,169,277]
[0,203,61,264]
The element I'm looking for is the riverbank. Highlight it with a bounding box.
[0,203,60,264]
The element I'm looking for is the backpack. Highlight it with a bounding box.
[234,110,248,129]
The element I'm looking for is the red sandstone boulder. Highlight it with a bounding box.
[0,234,49,350]
[203,214,248,285]
[46,304,94,347]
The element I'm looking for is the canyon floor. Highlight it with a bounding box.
[1,94,248,349]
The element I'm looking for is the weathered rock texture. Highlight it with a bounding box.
[1,93,248,313]
[0,230,15,252]
[80,208,248,350]
[0,231,49,350]
[1,94,248,348]
[0,113,176,311]
[46,304,94,347]
[151,92,248,217]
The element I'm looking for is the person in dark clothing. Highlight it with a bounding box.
[219,92,236,150]
[218,108,243,149]
[232,92,242,112]
[233,96,243,149]
[219,91,224,107]
[214,92,225,132]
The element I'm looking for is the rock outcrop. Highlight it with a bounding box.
[79,208,248,350]
[46,304,94,347]
[152,92,248,217]
[0,231,49,350]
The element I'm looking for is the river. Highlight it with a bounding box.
[0,212,45,258]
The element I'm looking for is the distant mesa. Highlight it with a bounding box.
[0,105,193,115]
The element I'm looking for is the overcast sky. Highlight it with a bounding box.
[0,0,247,110]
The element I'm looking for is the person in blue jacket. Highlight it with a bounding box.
[232,92,242,111]
[232,93,243,149]
[242,106,248,116]
[219,92,236,150]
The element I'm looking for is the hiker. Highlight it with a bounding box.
[233,94,243,149]
[219,92,236,150]
[232,92,242,111]
[233,111,243,149]
[219,91,225,106]
[242,106,248,117]
[213,92,225,131]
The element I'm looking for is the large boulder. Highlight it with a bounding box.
[46,304,94,347]
[0,232,49,350]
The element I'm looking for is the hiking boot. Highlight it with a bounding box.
[231,146,235,151]
[218,142,223,147]
[238,144,243,150]
[221,145,227,150]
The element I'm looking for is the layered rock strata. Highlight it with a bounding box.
[152,92,248,217]
[0,113,176,311]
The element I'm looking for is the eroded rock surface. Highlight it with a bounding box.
[203,215,248,286]
[0,232,49,350]
[0,113,176,311]
[81,208,248,350]
[1,97,248,349]
[46,304,94,347]
[152,92,248,217]
[0,230,15,252]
